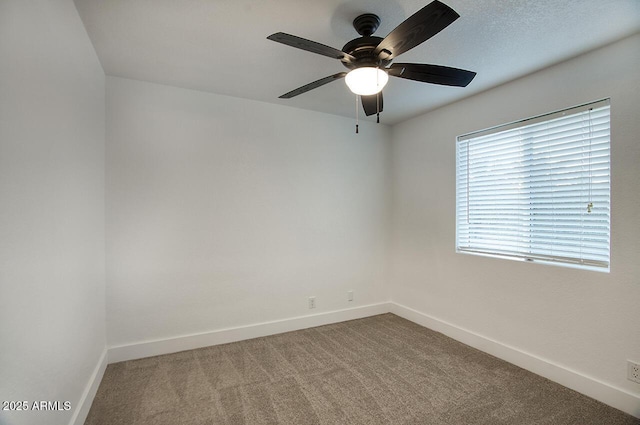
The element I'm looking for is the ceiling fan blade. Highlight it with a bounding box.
[267,32,355,63]
[279,72,348,99]
[388,63,476,87]
[361,93,383,117]
[374,0,459,60]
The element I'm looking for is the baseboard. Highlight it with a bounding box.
[69,348,108,425]
[108,302,391,363]
[389,302,640,418]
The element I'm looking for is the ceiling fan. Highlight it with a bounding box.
[267,0,476,123]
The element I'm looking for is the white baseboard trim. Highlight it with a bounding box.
[69,348,108,425]
[390,302,640,418]
[108,302,391,363]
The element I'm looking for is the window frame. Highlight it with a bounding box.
[455,99,611,272]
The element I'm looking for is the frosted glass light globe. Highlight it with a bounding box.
[345,67,388,96]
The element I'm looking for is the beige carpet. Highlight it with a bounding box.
[85,314,639,425]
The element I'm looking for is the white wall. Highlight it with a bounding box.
[0,1,106,425]
[106,77,390,348]
[390,33,640,412]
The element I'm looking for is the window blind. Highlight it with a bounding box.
[456,99,610,270]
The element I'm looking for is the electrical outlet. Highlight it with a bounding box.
[347,290,354,302]
[628,360,640,384]
[308,296,316,309]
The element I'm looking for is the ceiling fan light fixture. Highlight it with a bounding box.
[345,67,388,96]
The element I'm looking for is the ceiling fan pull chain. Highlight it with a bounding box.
[355,94,359,134]
[375,67,381,124]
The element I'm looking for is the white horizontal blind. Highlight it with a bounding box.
[456,99,610,270]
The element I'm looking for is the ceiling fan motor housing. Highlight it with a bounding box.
[341,14,391,70]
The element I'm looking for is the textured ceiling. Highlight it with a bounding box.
[74,0,640,125]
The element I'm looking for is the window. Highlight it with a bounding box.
[456,99,610,271]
